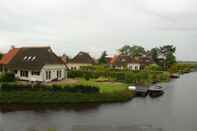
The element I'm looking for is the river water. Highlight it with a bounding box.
[0,72,197,131]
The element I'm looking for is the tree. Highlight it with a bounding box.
[150,47,160,63]
[119,45,145,57]
[118,45,132,56]
[0,52,3,60]
[98,51,108,64]
[159,45,176,69]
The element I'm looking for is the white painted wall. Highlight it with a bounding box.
[15,64,67,82]
[42,64,66,82]
[128,63,141,70]
[15,70,43,81]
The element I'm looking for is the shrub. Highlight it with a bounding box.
[68,70,170,86]
[0,73,15,82]
[1,83,99,94]
[145,64,162,71]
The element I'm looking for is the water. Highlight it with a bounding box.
[1,72,197,131]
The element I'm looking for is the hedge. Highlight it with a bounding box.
[68,70,170,85]
[0,83,99,94]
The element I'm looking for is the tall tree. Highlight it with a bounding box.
[119,45,145,57]
[130,45,145,57]
[159,45,176,69]
[150,47,160,63]
[118,45,132,56]
[98,51,108,64]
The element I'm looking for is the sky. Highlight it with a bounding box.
[0,0,197,60]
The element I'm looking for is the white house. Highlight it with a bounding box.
[110,55,152,70]
[0,47,67,82]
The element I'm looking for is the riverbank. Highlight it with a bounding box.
[0,80,133,104]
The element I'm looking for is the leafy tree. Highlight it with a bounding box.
[150,47,160,63]
[119,45,145,57]
[160,45,176,69]
[130,45,145,57]
[118,45,132,56]
[98,51,108,64]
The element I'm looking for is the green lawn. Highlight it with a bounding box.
[49,78,130,94]
[78,79,129,93]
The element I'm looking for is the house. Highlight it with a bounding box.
[0,47,67,82]
[61,54,70,64]
[67,51,95,70]
[110,55,153,70]
[0,47,20,73]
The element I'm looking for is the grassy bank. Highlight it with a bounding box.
[0,81,133,104]
[68,70,170,86]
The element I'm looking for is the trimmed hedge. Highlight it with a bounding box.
[68,70,170,85]
[0,90,132,104]
[0,83,99,94]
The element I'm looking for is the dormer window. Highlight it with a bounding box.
[32,56,36,61]
[24,56,27,60]
[28,56,32,60]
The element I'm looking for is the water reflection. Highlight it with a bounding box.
[1,72,197,131]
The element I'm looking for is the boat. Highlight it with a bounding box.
[135,86,149,97]
[148,86,164,98]
[128,86,148,97]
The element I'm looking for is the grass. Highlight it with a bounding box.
[0,79,133,104]
[49,78,130,94]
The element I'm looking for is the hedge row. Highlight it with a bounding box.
[68,70,170,85]
[0,83,99,94]
[0,90,132,104]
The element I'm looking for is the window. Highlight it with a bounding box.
[14,70,18,74]
[32,71,40,76]
[46,71,51,80]
[28,56,32,60]
[24,56,27,60]
[32,56,37,61]
[57,70,62,78]
[135,66,139,70]
[20,71,28,77]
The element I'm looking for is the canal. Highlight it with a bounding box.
[0,72,197,131]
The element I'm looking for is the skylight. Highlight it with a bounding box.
[23,56,37,61]
[32,56,36,61]
[28,56,32,60]
[23,56,27,60]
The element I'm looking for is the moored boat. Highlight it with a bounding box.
[148,86,164,98]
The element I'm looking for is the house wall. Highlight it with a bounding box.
[128,63,141,70]
[67,63,92,70]
[15,70,43,81]
[42,64,66,82]
[15,64,67,82]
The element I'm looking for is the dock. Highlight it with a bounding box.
[135,86,149,97]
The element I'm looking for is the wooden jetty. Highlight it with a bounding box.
[135,86,149,97]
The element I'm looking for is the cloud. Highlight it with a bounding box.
[0,0,196,60]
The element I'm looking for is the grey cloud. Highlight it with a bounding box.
[0,0,197,61]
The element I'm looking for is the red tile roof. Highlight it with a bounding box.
[0,48,20,65]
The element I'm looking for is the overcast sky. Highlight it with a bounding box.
[0,0,197,60]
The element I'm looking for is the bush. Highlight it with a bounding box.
[145,64,162,71]
[0,83,99,94]
[68,70,170,86]
[168,63,195,74]
[0,73,15,82]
